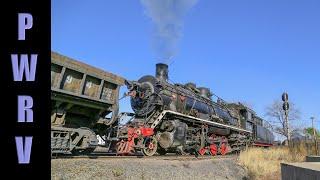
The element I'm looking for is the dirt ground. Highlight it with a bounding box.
[51,156,248,180]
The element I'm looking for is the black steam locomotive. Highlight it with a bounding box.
[109,63,274,156]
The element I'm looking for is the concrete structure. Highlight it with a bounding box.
[306,156,320,162]
[281,162,320,180]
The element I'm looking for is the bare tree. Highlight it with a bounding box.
[265,100,301,141]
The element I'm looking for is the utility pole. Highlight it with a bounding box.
[285,111,290,142]
[311,116,318,155]
[282,92,290,145]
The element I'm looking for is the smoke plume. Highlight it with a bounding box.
[140,0,198,62]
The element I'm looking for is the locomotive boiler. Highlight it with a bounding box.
[110,63,274,156]
[127,63,238,126]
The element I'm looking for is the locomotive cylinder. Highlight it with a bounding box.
[158,120,187,149]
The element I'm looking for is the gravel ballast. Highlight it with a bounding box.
[52,156,248,180]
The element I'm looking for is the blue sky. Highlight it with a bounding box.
[52,0,320,131]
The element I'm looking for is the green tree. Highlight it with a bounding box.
[305,127,320,138]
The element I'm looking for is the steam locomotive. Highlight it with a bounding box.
[50,52,273,156]
[108,63,274,156]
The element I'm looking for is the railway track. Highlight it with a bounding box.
[52,152,236,160]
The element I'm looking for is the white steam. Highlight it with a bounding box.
[140,0,198,62]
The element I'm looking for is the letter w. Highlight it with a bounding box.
[15,136,33,164]
[11,54,38,81]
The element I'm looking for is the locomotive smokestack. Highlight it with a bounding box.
[156,63,169,81]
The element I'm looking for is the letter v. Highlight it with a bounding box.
[15,136,33,164]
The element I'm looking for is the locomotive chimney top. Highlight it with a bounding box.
[156,63,169,81]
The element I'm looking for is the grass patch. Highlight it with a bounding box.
[112,167,124,177]
[239,145,307,180]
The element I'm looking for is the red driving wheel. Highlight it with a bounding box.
[199,147,206,156]
[210,144,217,156]
[220,143,227,156]
[148,142,154,150]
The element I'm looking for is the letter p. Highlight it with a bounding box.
[18,13,33,40]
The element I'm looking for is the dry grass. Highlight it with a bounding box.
[238,144,309,180]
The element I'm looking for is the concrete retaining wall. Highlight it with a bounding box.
[281,162,320,180]
[306,156,320,162]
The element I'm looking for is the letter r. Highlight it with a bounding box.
[18,96,33,123]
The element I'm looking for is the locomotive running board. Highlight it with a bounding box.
[151,110,252,134]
